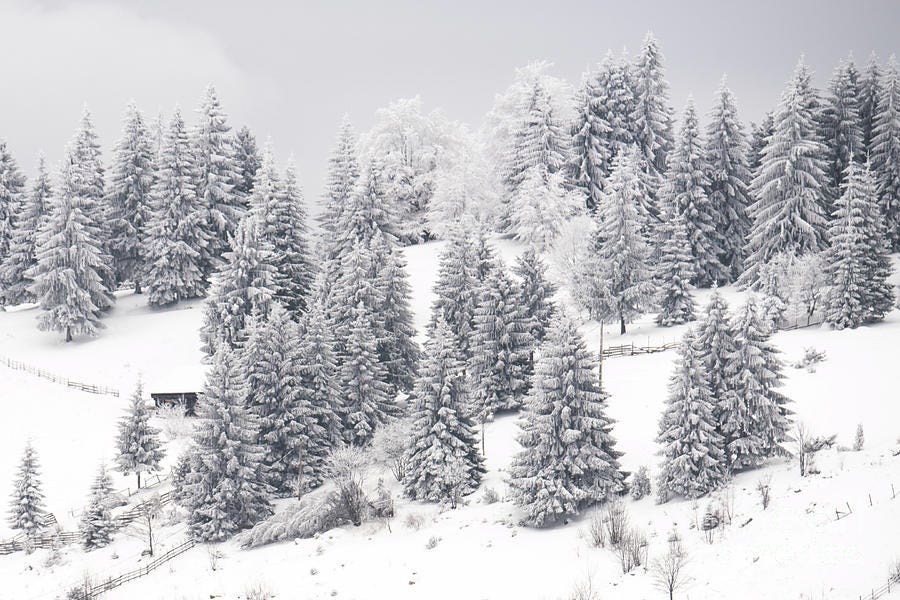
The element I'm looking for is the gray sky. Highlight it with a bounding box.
[1,0,898,204]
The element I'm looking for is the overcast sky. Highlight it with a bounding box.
[1,0,898,204]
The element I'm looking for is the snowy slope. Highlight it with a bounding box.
[1,243,898,600]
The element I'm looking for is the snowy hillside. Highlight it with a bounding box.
[2,241,898,600]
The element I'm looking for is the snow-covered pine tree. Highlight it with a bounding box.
[403,316,484,504]
[705,78,753,281]
[729,296,793,463]
[656,329,728,501]
[243,304,326,495]
[250,147,314,316]
[871,55,900,250]
[370,231,420,394]
[508,314,625,526]
[115,381,165,489]
[512,249,557,344]
[824,161,895,328]
[201,215,275,355]
[469,261,534,417]
[0,143,29,304]
[742,59,830,289]
[569,68,613,211]
[654,212,696,326]
[661,99,725,286]
[106,102,155,293]
[511,167,579,250]
[821,58,864,200]
[30,157,112,341]
[320,116,360,234]
[0,141,25,284]
[328,238,386,361]
[81,464,115,550]
[429,226,481,363]
[181,348,272,542]
[233,125,261,197]
[193,85,244,274]
[332,157,397,257]
[338,304,397,446]
[297,294,344,452]
[7,442,45,536]
[860,53,883,156]
[747,112,774,176]
[631,32,674,198]
[586,148,655,334]
[143,108,209,307]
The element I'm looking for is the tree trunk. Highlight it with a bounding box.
[65,327,72,343]
[134,280,142,295]
[297,446,304,501]
[137,471,141,490]
[619,313,626,335]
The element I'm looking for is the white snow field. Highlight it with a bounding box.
[1,241,899,600]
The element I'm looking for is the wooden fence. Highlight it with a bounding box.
[857,574,900,599]
[0,530,81,554]
[66,538,196,599]
[600,341,677,359]
[0,355,119,397]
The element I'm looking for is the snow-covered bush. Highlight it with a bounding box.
[630,466,652,501]
[792,347,826,372]
[481,487,500,505]
[155,404,196,439]
[756,475,772,510]
[370,418,412,482]
[604,500,629,547]
[323,445,370,526]
[425,535,441,550]
[587,513,606,548]
[403,512,426,530]
[853,424,865,451]
[244,582,274,600]
[546,215,594,291]
[617,527,648,573]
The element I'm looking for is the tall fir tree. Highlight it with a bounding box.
[871,55,900,250]
[429,226,481,363]
[705,78,753,281]
[569,69,612,211]
[631,32,674,199]
[81,464,115,550]
[233,125,261,197]
[320,116,360,234]
[824,162,895,328]
[106,102,155,293]
[654,213,696,326]
[656,330,728,501]
[328,238,386,361]
[742,59,830,289]
[512,249,557,344]
[297,295,344,450]
[747,112,775,176]
[181,348,272,542]
[821,58,864,199]
[511,167,578,250]
[143,108,209,307]
[508,315,625,526]
[661,99,726,286]
[859,52,883,156]
[7,442,45,535]
[0,141,25,284]
[404,316,484,504]
[0,145,32,305]
[115,381,165,489]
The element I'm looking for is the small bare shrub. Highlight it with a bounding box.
[756,475,772,510]
[604,499,628,547]
[587,513,606,548]
[425,535,441,550]
[617,528,647,573]
[853,423,865,452]
[652,538,690,600]
[155,404,196,439]
[567,575,601,600]
[630,466,651,501]
[207,546,225,571]
[404,512,425,530]
[325,445,370,526]
[370,418,412,482]
[700,506,720,544]
[481,487,500,505]
[792,347,826,372]
[244,582,274,600]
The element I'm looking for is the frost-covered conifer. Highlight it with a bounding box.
[429,227,481,362]
[511,167,579,250]
[705,78,753,281]
[7,442,45,535]
[860,53,883,155]
[748,112,774,176]
[115,381,165,489]
[320,116,360,234]
[404,317,484,503]
[871,56,900,249]
[0,146,33,305]
[508,315,625,526]
[569,62,619,211]
[0,141,25,284]
[654,213,696,326]
[821,59,864,197]
[512,249,557,344]
[143,109,209,307]
[297,295,344,449]
[824,162,895,328]
[631,33,674,195]
[656,330,728,501]
[233,125,261,197]
[182,348,272,541]
[329,238,386,360]
[81,464,114,550]
[742,59,830,288]
[106,103,155,292]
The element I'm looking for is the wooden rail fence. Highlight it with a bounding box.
[600,341,677,359]
[0,355,119,396]
[857,574,900,599]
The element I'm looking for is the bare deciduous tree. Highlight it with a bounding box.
[652,537,690,600]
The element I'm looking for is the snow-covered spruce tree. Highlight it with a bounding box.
[704,78,753,281]
[871,55,900,250]
[512,249,557,344]
[656,330,728,502]
[741,59,830,289]
[106,102,154,293]
[243,304,327,495]
[328,238,386,361]
[860,53,883,156]
[511,167,580,250]
[193,85,245,274]
[115,381,165,489]
[661,99,725,286]
[584,148,655,334]
[429,226,481,363]
[569,66,613,212]
[142,108,209,307]
[201,215,275,355]
[654,213,696,326]
[320,116,360,234]
[631,32,674,198]
[824,161,895,329]
[404,316,484,504]
[730,296,793,464]
[7,442,45,536]
[428,137,500,237]
[233,125,261,197]
[30,160,112,342]
[181,348,272,542]
[250,148,313,316]
[821,59,864,198]
[332,157,397,258]
[469,262,534,417]
[338,304,397,446]
[0,143,29,304]
[508,314,626,526]
[297,294,344,451]
[748,112,774,176]
[81,464,115,550]
[370,231,420,394]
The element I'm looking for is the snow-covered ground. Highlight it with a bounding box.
[1,241,899,600]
